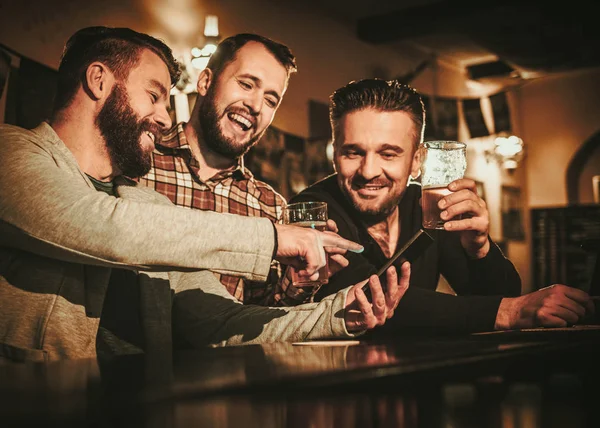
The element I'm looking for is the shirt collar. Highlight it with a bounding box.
[156,122,252,181]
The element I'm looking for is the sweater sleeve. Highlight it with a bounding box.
[373,233,521,335]
[373,234,521,335]
[287,177,519,334]
[467,239,522,296]
[438,233,522,297]
[372,287,504,336]
[170,270,363,346]
[0,124,274,281]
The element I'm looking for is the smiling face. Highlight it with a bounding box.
[198,41,288,159]
[334,108,421,221]
[97,48,172,177]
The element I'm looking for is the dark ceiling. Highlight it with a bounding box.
[303,0,600,82]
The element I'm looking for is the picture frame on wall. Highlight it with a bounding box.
[501,185,525,241]
[305,137,334,187]
[0,49,10,100]
[462,98,489,139]
[434,97,459,141]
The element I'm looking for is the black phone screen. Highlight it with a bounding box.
[362,228,434,298]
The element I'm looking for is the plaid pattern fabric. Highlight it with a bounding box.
[139,122,287,304]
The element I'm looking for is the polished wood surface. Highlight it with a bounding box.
[2,327,600,427]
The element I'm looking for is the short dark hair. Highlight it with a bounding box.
[329,78,426,149]
[53,26,181,112]
[206,33,297,81]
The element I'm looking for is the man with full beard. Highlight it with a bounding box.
[0,28,408,362]
[140,33,353,305]
[286,78,596,334]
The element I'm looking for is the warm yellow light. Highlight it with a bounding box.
[507,135,521,145]
[494,136,523,157]
[204,15,219,37]
[202,43,218,55]
[148,0,204,43]
[191,56,210,70]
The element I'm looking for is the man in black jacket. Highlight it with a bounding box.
[283,78,593,335]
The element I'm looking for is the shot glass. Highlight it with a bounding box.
[420,140,467,230]
[283,201,329,287]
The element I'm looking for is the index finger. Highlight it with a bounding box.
[321,232,364,254]
[367,274,386,311]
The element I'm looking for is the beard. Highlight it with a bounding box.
[96,84,159,178]
[198,86,265,159]
[340,177,404,226]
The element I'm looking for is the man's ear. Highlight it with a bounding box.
[196,68,213,96]
[410,145,423,179]
[84,61,114,101]
[331,140,339,173]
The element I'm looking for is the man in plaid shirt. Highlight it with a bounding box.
[140,33,306,305]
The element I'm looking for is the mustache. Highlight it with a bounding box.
[227,105,257,116]
[141,120,162,143]
[351,177,391,188]
[225,106,258,125]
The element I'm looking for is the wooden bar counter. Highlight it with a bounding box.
[2,326,600,427]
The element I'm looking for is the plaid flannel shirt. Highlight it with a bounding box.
[139,123,312,305]
[139,123,286,304]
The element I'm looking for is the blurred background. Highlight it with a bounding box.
[1,0,599,294]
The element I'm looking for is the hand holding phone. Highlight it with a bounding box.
[362,229,434,298]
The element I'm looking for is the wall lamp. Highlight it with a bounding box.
[191,15,220,71]
[486,134,525,171]
[174,15,220,94]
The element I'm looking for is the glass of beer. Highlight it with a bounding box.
[283,201,329,287]
[420,141,467,229]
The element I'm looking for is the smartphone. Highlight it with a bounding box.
[362,228,434,298]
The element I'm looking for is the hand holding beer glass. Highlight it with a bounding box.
[283,202,330,288]
[420,141,467,229]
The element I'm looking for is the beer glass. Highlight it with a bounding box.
[420,141,467,229]
[283,201,329,287]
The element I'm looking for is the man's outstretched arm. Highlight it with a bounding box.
[171,262,409,346]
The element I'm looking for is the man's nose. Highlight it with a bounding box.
[358,154,381,180]
[155,105,172,130]
[243,91,262,116]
